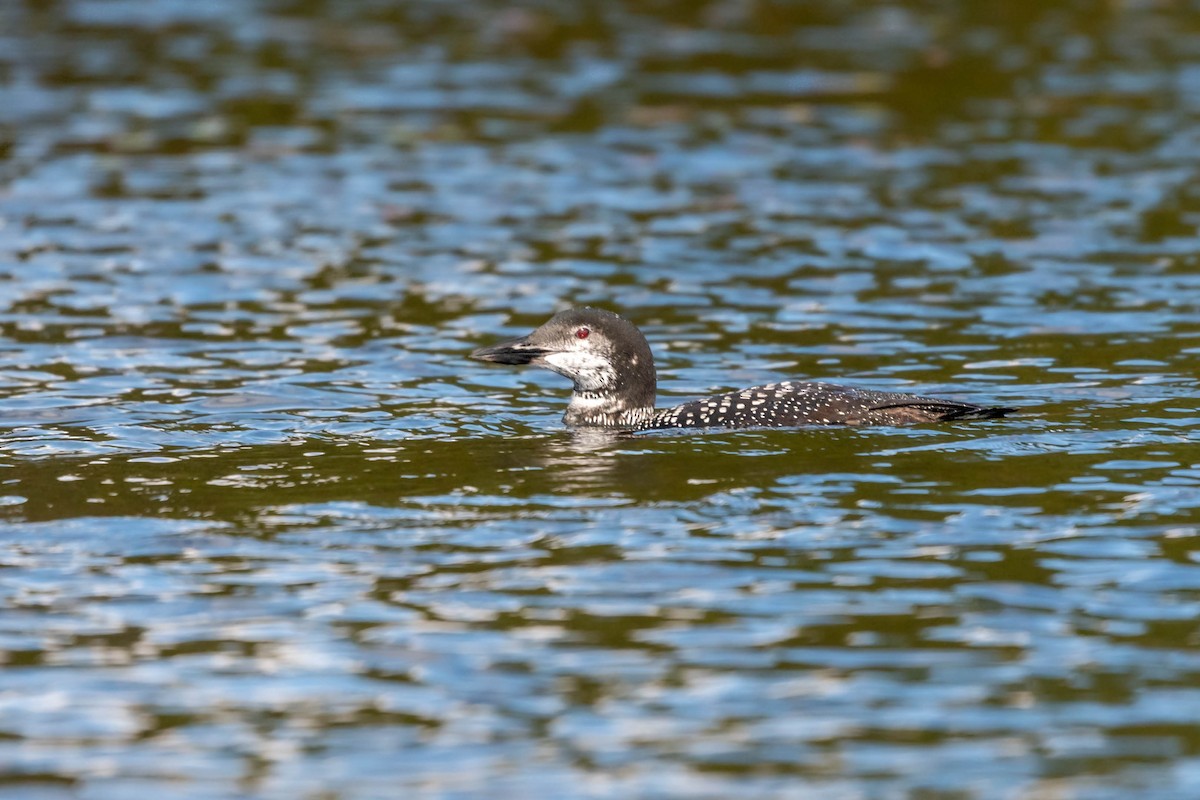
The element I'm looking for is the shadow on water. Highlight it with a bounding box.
[5,402,1191,529]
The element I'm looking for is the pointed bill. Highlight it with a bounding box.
[469,337,551,365]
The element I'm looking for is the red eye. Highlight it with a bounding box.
[575,327,590,339]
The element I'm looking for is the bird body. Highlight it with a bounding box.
[471,307,1014,431]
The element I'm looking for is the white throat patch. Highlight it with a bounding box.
[541,350,614,391]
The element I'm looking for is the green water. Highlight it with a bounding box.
[1,1,1199,798]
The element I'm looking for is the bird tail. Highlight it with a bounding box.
[869,402,1017,423]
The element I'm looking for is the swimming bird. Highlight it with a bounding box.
[471,307,1015,430]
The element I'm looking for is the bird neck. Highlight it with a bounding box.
[563,389,655,428]
[560,339,658,428]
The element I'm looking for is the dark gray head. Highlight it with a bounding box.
[470,307,657,427]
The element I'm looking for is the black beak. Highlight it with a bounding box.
[470,337,550,365]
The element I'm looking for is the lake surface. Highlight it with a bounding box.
[2,1,1200,797]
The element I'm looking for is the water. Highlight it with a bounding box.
[2,1,1200,797]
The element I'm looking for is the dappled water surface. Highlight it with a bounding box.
[2,1,1200,797]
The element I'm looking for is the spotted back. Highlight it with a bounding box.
[644,381,1010,430]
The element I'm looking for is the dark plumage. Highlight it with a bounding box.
[471,307,1016,431]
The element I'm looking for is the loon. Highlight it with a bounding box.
[471,307,1015,431]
